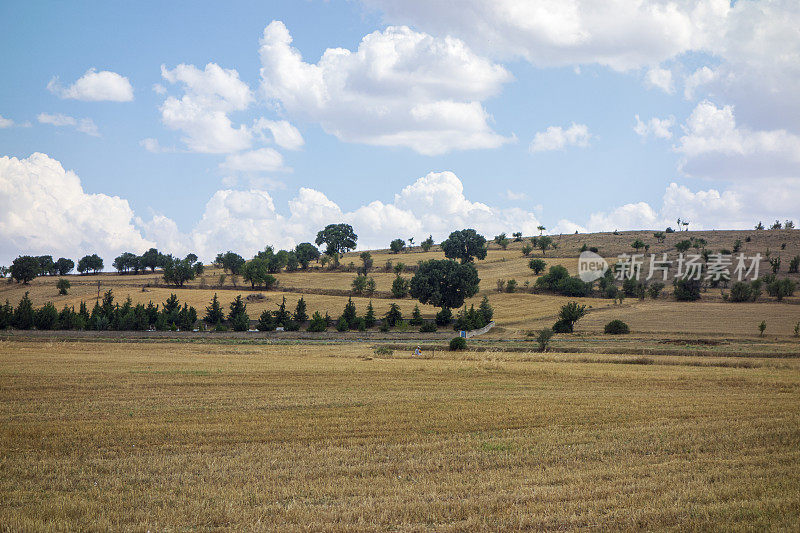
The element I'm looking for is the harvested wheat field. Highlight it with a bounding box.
[1,339,799,531]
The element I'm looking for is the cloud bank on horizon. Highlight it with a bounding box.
[1,0,799,264]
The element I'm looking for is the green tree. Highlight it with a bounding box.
[217,251,246,275]
[410,305,423,325]
[13,292,35,329]
[494,233,510,249]
[364,301,376,328]
[77,254,103,274]
[293,297,308,323]
[441,229,487,264]
[54,257,74,276]
[758,320,766,336]
[56,278,71,295]
[351,274,368,295]
[675,240,692,253]
[631,239,646,252]
[529,258,546,274]
[37,255,56,276]
[294,242,320,269]
[391,276,410,298]
[162,254,202,287]
[228,295,249,331]
[410,259,480,311]
[359,251,373,274]
[390,239,406,253]
[10,256,40,284]
[421,235,434,252]
[384,303,402,327]
[257,310,276,331]
[307,311,327,332]
[553,302,587,333]
[537,235,553,256]
[315,223,358,267]
[204,293,225,325]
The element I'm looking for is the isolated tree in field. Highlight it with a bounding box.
[755,221,764,230]
[758,320,767,336]
[631,239,646,252]
[351,274,368,295]
[512,232,523,242]
[408,237,415,246]
[441,229,487,264]
[410,259,480,311]
[10,256,41,284]
[294,242,320,269]
[553,302,587,333]
[113,252,139,274]
[653,231,666,243]
[529,258,546,274]
[421,235,434,252]
[315,223,357,267]
[390,238,406,254]
[54,257,74,276]
[537,235,553,256]
[57,278,71,295]
[204,293,224,325]
[537,225,546,236]
[785,220,796,229]
[521,244,533,257]
[536,329,553,352]
[391,275,410,298]
[789,255,800,274]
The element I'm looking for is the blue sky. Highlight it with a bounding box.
[1,1,798,264]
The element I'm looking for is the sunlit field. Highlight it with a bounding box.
[1,340,799,530]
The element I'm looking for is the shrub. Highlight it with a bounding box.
[604,319,630,334]
[673,278,701,301]
[336,316,349,332]
[449,336,467,351]
[646,282,664,299]
[420,322,437,333]
[506,279,517,293]
[758,320,767,337]
[536,329,553,352]
[535,265,569,290]
[521,244,533,257]
[390,238,406,253]
[765,278,796,300]
[556,277,590,297]
[307,311,327,332]
[789,255,800,274]
[351,275,368,294]
[729,281,759,302]
[231,313,250,332]
[34,302,59,330]
[410,305,423,325]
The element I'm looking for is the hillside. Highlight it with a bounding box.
[2,229,800,339]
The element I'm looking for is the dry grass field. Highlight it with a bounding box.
[1,339,799,531]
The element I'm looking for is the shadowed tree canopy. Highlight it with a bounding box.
[294,242,320,269]
[441,229,487,264]
[410,259,480,310]
[315,224,357,266]
[11,256,41,284]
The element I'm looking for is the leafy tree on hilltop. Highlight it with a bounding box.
[37,255,56,276]
[410,259,480,311]
[294,242,320,269]
[54,258,74,276]
[315,224,357,267]
[441,229,487,264]
[421,235,434,252]
[77,254,103,274]
[390,239,406,253]
[10,256,41,284]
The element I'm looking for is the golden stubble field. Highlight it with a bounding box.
[1,340,799,531]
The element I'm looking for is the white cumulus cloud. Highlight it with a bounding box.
[47,68,134,102]
[0,153,153,264]
[258,20,513,155]
[159,63,253,153]
[530,123,590,152]
[645,67,674,94]
[676,100,800,180]
[634,115,674,140]
[220,148,285,173]
[0,115,14,128]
